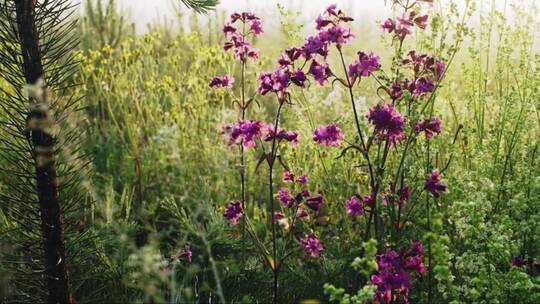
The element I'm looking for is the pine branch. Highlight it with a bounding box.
[179,0,219,14]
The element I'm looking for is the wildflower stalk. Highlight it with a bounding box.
[268,100,285,304]
[426,136,433,303]
[337,46,395,247]
[336,46,381,245]
[239,21,247,263]
[337,47,375,187]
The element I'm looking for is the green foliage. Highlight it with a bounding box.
[324,240,378,304]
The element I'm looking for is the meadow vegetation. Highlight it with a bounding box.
[1,0,539,303]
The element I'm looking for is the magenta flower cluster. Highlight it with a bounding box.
[345,196,364,216]
[263,125,300,147]
[368,105,405,143]
[300,234,324,258]
[220,120,299,149]
[415,117,441,138]
[221,119,263,148]
[277,171,325,215]
[371,242,427,304]
[276,170,328,257]
[348,51,381,80]
[313,123,343,147]
[255,3,358,100]
[224,200,244,225]
[223,12,262,61]
[381,11,428,42]
[424,170,448,198]
[394,51,446,101]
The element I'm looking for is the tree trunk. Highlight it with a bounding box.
[14,1,74,303]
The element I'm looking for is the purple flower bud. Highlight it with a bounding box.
[424,170,448,198]
[209,75,235,89]
[224,200,243,225]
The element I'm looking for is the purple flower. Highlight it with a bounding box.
[291,69,307,88]
[224,200,243,225]
[424,170,448,198]
[263,125,300,147]
[297,175,308,185]
[283,171,294,182]
[313,123,343,147]
[316,15,333,30]
[390,82,403,100]
[230,13,242,23]
[345,196,364,216]
[250,19,263,36]
[363,194,376,208]
[316,4,354,30]
[368,105,405,143]
[348,51,381,78]
[382,12,428,43]
[257,72,273,95]
[415,117,441,138]
[222,119,263,148]
[296,206,310,220]
[319,26,354,46]
[309,59,332,85]
[209,75,235,89]
[306,194,324,212]
[325,4,338,16]
[257,68,293,101]
[277,188,295,208]
[302,35,329,58]
[413,77,435,98]
[223,30,260,62]
[301,189,312,198]
[230,12,259,24]
[371,242,426,304]
[223,23,236,35]
[300,234,324,257]
[278,53,292,67]
[381,18,396,33]
[433,59,446,80]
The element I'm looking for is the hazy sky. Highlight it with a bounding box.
[109,0,397,33]
[102,0,533,33]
